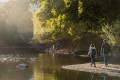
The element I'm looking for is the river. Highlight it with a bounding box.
[0,48,119,80]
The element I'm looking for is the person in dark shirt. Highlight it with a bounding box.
[101,39,111,67]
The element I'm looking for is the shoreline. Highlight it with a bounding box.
[62,62,120,77]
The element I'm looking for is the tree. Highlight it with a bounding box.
[101,20,120,46]
[32,0,120,44]
[32,0,86,43]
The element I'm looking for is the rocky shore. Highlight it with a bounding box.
[62,62,120,77]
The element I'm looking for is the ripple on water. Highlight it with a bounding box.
[0,48,38,63]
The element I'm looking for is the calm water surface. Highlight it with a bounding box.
[0,48,119,80]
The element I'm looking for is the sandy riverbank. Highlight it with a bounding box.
[62,62,120,77]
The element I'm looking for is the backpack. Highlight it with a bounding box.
[103,43,110,53]
[91,49,96,56]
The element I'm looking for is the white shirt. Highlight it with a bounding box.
[88,47,96,55]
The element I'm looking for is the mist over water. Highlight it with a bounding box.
[0,0,9,2]
[0,0,33,46]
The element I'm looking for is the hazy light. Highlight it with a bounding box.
[29,3,40,13]
[0,0,9,2]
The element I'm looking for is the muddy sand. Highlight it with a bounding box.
[62,62,120,77]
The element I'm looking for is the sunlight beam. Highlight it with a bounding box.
[0,0,9,2]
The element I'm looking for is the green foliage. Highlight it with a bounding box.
[33,0,84,43]
[101,20,120,46]
[32,0,120,44]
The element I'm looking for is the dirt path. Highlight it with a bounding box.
[62,62,120,77]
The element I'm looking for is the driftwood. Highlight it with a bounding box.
[47,41,63,55]
[47,40,89,56]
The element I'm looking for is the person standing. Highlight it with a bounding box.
[88,43,97,67]
[101,39,111,67]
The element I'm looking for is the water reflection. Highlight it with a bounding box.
[91,73,95,80]
[0,48,38,63]
[0,49,119,80]
[0,48,37,80]
[33,54,89,80]
[33,54,120,80]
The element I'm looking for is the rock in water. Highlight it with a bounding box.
[16,64,28,69]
